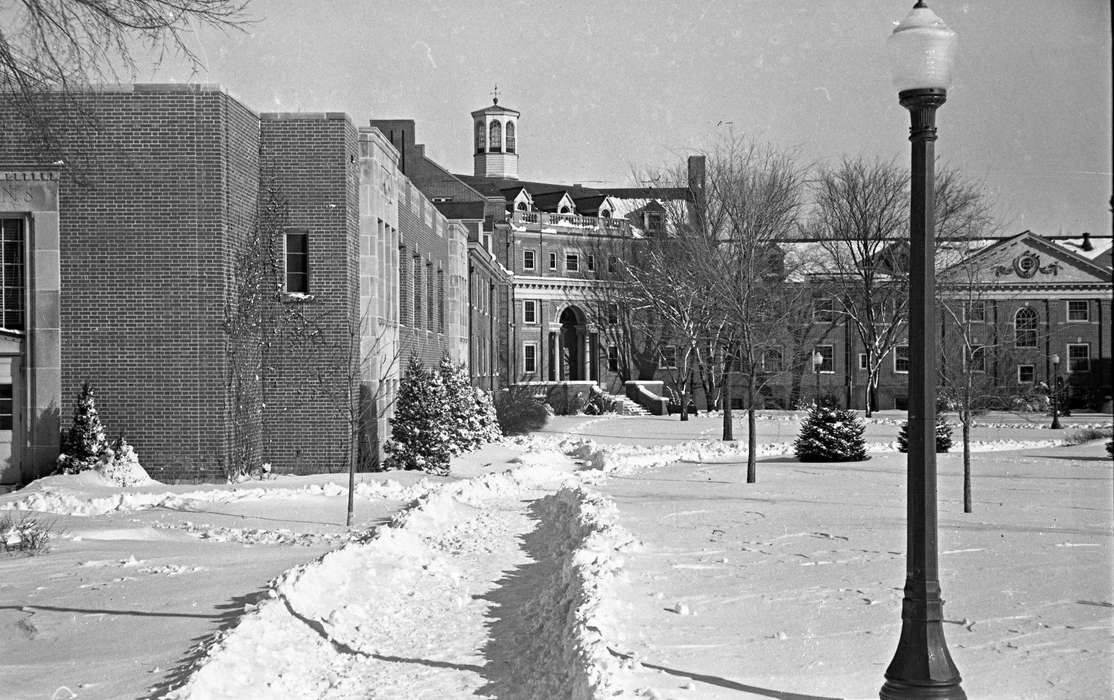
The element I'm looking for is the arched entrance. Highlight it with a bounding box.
[559,307,582,380]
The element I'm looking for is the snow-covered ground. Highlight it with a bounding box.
[1,412,1110,699]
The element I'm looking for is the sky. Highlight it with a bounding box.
[150,0,1111,237]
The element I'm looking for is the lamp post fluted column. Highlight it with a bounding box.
[881,86,965,700]
[882,3,964,699]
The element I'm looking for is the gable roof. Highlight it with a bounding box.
[938,230,1112,286]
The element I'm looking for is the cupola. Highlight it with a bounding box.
[472,89,519,179]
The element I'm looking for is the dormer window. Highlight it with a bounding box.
[475,121,485,154]
[559,206,571,214]
[599,209,611,219]
[489,121,502,153]
[516,201,528,211]
[506,121,516,153]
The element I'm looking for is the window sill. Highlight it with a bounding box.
[280,292,316,303]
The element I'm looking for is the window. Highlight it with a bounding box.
[548,252,557,270]
[763,346,783,372]
[523,249,536,271]
[607,255,619,274]
[894,345,910,374]
[607,346,619,372]
[0,218,25,330]
[475,121,485,153]
[1067,343,1090,373]
[489,121,502,153]
[1014,307,1038,347]
[523,343,537,374]
[1066,300,1089,322]
[516,201,528,211]
[646,212,663,234]
[964,300,986,323]
[284,231,309,294]
[523,299,538,324]
[813,297,835,323]
[565,253,579,272]
[858,353,868,371]
[660,346,678,370]
[815,345,834,373]
[506,121,516,153]
[0,383,11,430]
[1017,364,1034,383]
[413,256,422,326]
[606,303,619,325]
[586,255,595,271]
[967,345,986,373]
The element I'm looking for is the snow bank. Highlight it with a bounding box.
[560,436,1073,475]
[0,478,435,517]
[534,486,640,699]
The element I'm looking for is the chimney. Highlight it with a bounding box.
[1081,232,1093,251]
[687,155,706,198]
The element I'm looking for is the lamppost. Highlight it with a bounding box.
[882,3,965,700]
[1050,354,1062,429]
[812,350,823,403]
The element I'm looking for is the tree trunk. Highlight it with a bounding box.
[722,370,733,441]
[962,410,972,514]
[746,373,757,484]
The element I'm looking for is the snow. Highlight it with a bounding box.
[1,412,1110,699]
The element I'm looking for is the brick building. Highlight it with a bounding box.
[0,85,465,487]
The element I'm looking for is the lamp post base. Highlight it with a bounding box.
[881,679,967,700]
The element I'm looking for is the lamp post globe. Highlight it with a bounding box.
[1050,354,1062,429]
[881,3,965,699]
[812,350,823,401]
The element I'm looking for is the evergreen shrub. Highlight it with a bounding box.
[897,416,954,453]
[794,401,868,462]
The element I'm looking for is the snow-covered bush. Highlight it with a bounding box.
[383,356,452,475]
[794,401,868,462]
[1,513,56,555]
[57,382,109,473]
[438,354,502,454]
[494,385,549,435]
[473,386,503,443]
[897,416,953,453]
[95,437,152,486]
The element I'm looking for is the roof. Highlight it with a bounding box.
[470,100,520,117]
[432,201,486,220]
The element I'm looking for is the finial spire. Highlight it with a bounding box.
[491,84,500,105]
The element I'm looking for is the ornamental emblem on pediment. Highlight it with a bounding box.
[993,251,1059,278]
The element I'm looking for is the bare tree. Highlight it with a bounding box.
[689,138,811,482]
[1,0,249,160]
[809,157,910,417]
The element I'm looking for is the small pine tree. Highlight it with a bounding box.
[439,354,481,455]
[897,415,953,453]
[58,382,109,473]
[794,400,868,462]
[384,356,452,475]
[473,386,502,444]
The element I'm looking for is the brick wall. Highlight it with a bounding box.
[258,113,360,475]
[0,85,259,481]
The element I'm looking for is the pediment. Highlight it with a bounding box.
[939,233,1111,287]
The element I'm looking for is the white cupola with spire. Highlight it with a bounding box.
[472,86,519,179]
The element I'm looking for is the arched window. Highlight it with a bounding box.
[1014,307,1038,347]
[489,121,502,153]
[559,206,571,214]
[516,201,527,211]
[506,121,516,153]
[599,209,611,219]
[475,121,485,153]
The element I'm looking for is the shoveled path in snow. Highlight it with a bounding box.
[168,454,628,699]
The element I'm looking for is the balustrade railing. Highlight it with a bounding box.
[511,210,629,234]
